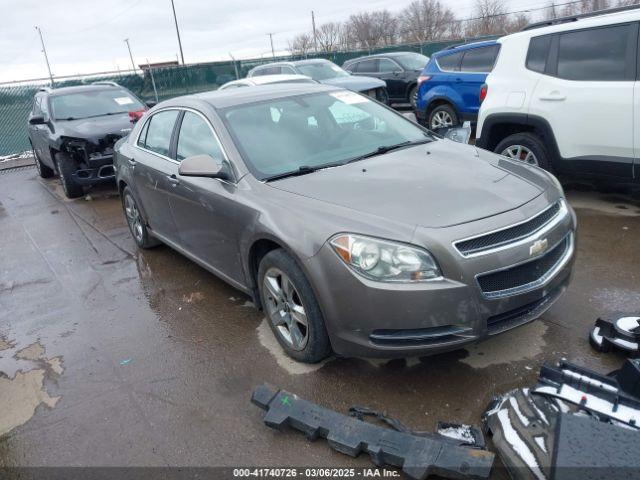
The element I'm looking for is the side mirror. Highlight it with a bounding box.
[145,100,157,108]
[178,154,231,180]
[443,121,472,145]
[29,115,46,125]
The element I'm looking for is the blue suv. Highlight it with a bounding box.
[416,40,500,130]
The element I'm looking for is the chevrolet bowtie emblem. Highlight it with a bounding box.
[530,238,549,256]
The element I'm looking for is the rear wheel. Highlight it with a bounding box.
[258,249,331,363]
[494,132,551,171]
[122,186,159,249]
[54,152,83,199]
[32,146,54,178]
[429,104,458,130]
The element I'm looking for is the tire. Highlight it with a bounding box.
[121,186,160,249]
[258,249,331,363]
[408,85,418,109]
[428,103,459,130]
[32,145,54,178]
[494,132,551,171]
[54,152,84,199]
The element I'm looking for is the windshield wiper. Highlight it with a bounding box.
[265,163,343,182]
[345,138,432,164]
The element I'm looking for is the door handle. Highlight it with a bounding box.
[127,157,137,166]
[167,174,180,186]
[539,92,566,101]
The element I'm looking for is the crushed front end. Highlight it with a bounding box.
[59,134,123,185]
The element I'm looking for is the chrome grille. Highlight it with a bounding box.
[456,201,563,256]
[477,234,572,298]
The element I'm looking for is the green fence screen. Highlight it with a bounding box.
[0,37,494,157]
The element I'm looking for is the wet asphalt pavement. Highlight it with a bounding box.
[0,164,638,475]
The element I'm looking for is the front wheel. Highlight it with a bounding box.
[494,132,551,171]
[54,152,83,198]
[258,249,331,363]
[409,85,418,109]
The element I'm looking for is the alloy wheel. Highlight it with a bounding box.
[501,145,539,166]
[124,193,144,243]
[262,267,309,351]
[430,110,453,129]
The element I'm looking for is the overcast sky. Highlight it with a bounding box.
[1,0,543,83]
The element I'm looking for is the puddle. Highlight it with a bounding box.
[256,319,330,375]
[183,291,205,303]
[0,340,64,437]
[460,321,548,369]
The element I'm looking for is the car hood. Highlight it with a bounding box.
[320,76,386,92]
[57,113,135,145]
[268,140,547,229]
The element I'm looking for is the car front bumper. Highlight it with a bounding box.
[71,155,116,185]
[303,198,577,358]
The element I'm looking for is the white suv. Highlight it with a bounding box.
[476,7,639,182]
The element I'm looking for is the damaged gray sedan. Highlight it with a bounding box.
[114,84,576,363]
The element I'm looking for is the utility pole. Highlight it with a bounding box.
[267,33,276,59]
[311,11,318,53]
[35,26,54,87]
[124,38,136,72]
[170,0,185,65]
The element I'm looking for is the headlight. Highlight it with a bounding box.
[547,172,565,198]
[330,234,441,283]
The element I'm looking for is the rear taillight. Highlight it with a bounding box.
[479,84,488,103]
[417,75,432,85]
[129,109,146,123]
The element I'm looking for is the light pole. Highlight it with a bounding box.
[267,33,276,59]
[170,0,185,65]
[35,26,54,86]
[124,38,136,72]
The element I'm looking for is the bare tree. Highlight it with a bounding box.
[316,22,342,52]
[399,0,456,43]
[288,33,314,57]
[346,12,382,50]
[506,13,530,32]
[465,0,508,37]
[373,10,398,46]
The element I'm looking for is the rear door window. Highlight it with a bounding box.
[253,66,281,76]
[526,35,552,73]
[460,45,500,72]
[436,52,462,71]
[143,110,179,157]
[556,24,633,81]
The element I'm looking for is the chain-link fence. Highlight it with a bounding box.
[0,36,495,157]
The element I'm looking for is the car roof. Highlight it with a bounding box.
[501,6,640,40]
[47,85,123,97]
[433,39,498,56]
[163,83,339,109]
[248,74,314,85]
[344,51,426,63]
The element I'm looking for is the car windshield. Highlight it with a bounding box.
[221,91,433,181]
[51,89,144,120]
[395,53,429,70]
[295,62,350,81]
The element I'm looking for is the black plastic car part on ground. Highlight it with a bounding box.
[590,313,640,356]
[27,83,148,198]
[483,359,640,480]
[251,384,495,480]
